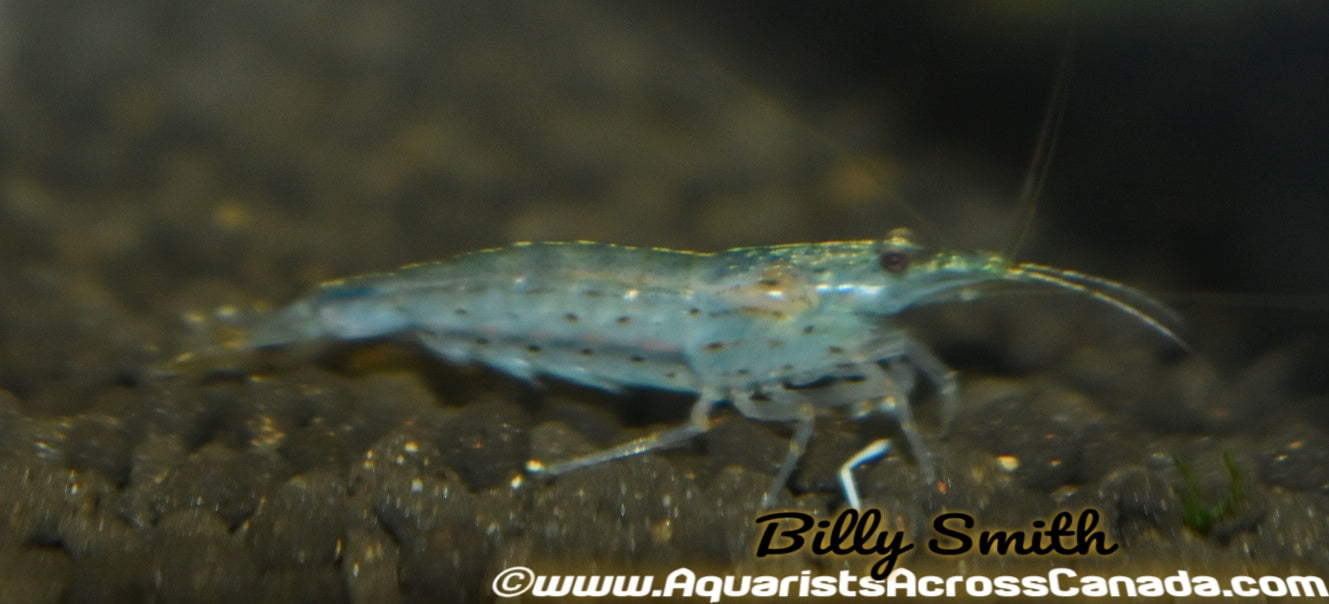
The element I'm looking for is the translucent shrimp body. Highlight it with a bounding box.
[248,230,1182,507]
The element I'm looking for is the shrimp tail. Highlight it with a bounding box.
[244,300,325,348]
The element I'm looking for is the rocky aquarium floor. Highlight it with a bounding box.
[0,2,1327,602]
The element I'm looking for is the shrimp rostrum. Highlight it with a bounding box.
[246,228,1183,508]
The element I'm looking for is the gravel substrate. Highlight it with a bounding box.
[1,2,1327,602]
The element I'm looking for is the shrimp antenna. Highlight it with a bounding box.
[1022,262,1186,327]
[1015,263,1190,350]
[1004,37,1076,260]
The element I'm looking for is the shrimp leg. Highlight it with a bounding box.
[733,388,816,507]
[527,389,722,477]
[806,359,938,508]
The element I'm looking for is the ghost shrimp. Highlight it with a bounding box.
[243,228,1184,508]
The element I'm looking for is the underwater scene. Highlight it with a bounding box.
[0,1,1326,601]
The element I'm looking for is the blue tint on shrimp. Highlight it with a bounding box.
[246,229,1184,508]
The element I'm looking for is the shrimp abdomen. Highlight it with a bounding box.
[251,242,710,392]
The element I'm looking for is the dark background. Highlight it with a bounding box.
[0,2,1326,601]
[641,2,1329,375]
[5,1,1324,371]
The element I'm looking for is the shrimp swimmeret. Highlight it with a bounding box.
[239,227,1185,508]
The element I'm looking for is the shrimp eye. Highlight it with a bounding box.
[878,250,910,273]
